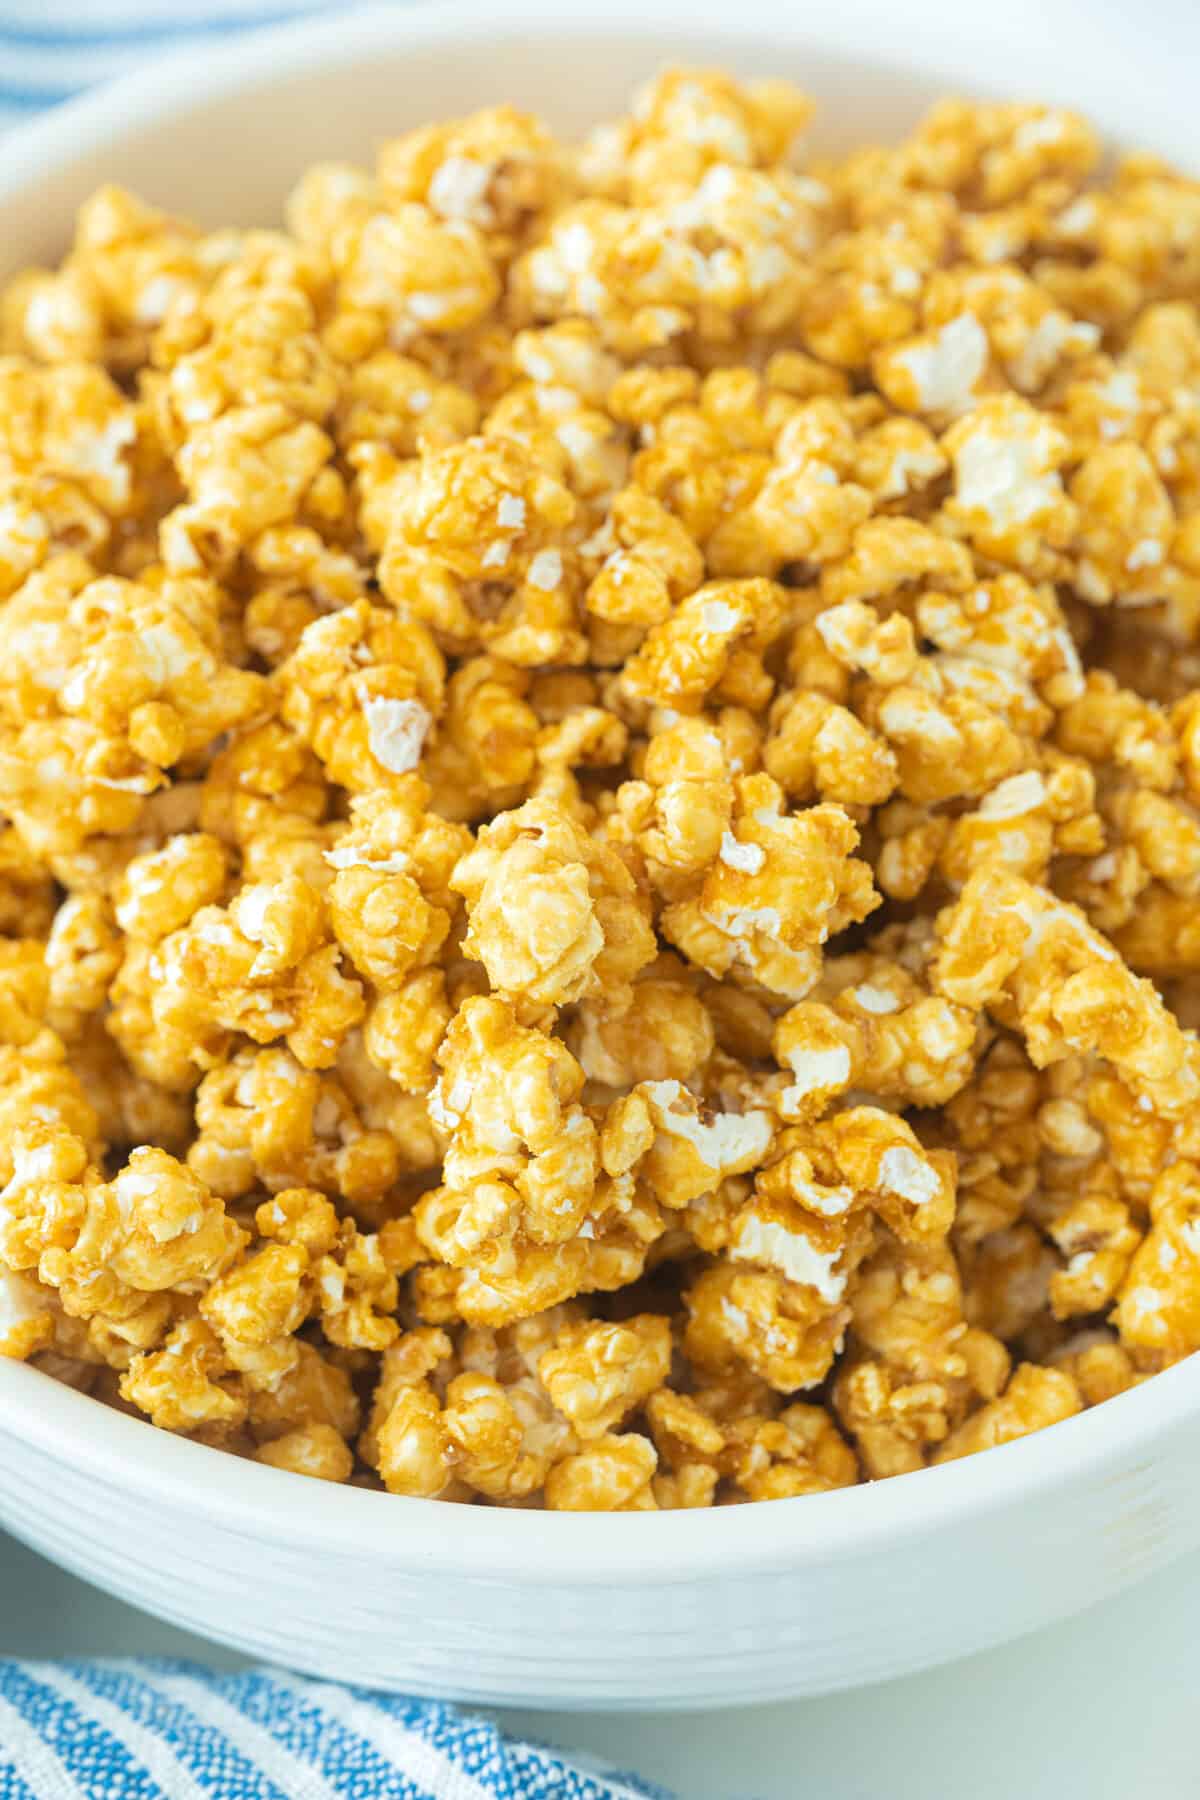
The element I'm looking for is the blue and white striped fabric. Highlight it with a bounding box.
[0,0,335,128]
[0,1659,672,1798]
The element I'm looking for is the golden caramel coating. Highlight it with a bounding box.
[2,1127,244,1365]
[418,655,540,823]
[608,715,735,902]
[120,1316,247,1435]
[255,1422,355,1483]
[834,1238,1009,1477]
[934,867,1199,1115]
[516,151,824,360]
[367,1315,580,1501]
[774,948,979,1117]
[0,826,55,937]
[659,776,880,999]
[1112,1163,1200,1364]
[452,796,655,1009]
[765,688,898,809]
[618,579,788,713]
[0,569,266,859]
[114,834,230,944]
[605,1078,773,1214]
[538,1314,671,1439]
[543,1432,658,1511]
[0,1267,56,1360]
[583,68,812,204]
[410,994,681,1325]
[327,781,471,992]
[933,1362,1082,1463]
[567,960,715,1089]
[1050,1331,1146,1407]
[379,435,581,666]
[723,1402,859,1503]
[684,1256,854,1395]
[277,600,445,793]
[110,875,366,1090]
[5,70,1200,1507]
[0,1029,100,1186]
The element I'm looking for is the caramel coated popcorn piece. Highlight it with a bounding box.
[412,996,614,1316]
[327,781,470,992]
[613,1077,773,1212]
[111,873,365,1089]
[644,1373,858,1505]
[0,570,266,858]
[452,796,655,1009]
[774,947,979,1115]
[120,1315,247,1435]
[934,1362,1081,1463]
[379,434,581,666]
[1114,1163,1200,1363]
[934,867,1198,1114]
[277,599,444,792]
[660,776,879,999]
[618,579,787,713]
[0,1267,55,1360]
[369,1315,582,1502]
[255,1422,354,1483]
[1,1127,244,1363]
[544,1432,658,1511]
[568,959,714,1088]
[0,1029,100,1185]
[588,67,812,205]
[941,396,1076,575]
[377,106,564,256]
[834,1238,1009,1477]
[688,1110,957,1400]
[517,155,821,360]
[684,1257,852,1395]
[765,688,898,809]
[728,1403,859,1503]
[538,1314,671,1439]
[339,205,500,345]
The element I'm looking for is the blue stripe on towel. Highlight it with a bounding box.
[0,9,323,50]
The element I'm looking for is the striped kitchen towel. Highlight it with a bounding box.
[0,0,336,127]
[0,1658,672,1798]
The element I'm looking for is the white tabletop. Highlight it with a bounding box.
[2,1526,1194,1798]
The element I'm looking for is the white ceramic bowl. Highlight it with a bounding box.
[2,0,1199,1710]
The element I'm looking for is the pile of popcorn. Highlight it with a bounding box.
[3,70,1200,1511]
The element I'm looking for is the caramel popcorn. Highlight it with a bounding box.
[4,69,1200,1509]
[451,795,655,1009]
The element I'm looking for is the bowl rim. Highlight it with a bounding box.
[5,1350,1200,1583]
[0,0,1197,1584]
[0,0,1180,211]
